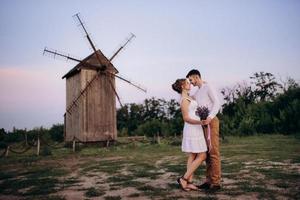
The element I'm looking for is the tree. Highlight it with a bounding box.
[281,76,299,92]
[272,84,300,134]
[143,98,168,121]
[221,81,255,117]
[0,128,7,149]
[220,72,299,136]
[117,104,130,134]
[116,97,183,136]
[250,72,282,101]
[49,124,64,142]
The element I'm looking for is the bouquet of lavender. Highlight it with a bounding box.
[195,106,212,152]
[195,106,210,121]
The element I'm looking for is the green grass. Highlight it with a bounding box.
[0,166,69,196]
[63,177,81,187]
[104,196,122,200]
[106,174,142,188]
[137,185,169,197]
[84,187,105,197]
[0,134,299,199]
[80,159,125,175]
[221,134,300,162]
[23,195,66,200]
[256,168,300,180]
[127,192,141,197]
[221,161,244,174]
[129,162,164,179]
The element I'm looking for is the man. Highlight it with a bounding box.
[186,69,221,191]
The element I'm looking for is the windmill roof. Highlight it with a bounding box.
[62,50,118,79]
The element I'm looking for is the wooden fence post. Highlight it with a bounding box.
[156,132,161,144]
[37,133,40,156]
[25,132,28,146]
[5,146,9,157]
[72,138,76,153]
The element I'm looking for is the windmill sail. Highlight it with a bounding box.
[110,33,136,61]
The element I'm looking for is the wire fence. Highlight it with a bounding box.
[0,134,147,158]
[0,133,74,158]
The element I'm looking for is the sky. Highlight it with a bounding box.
[0,0,299,131]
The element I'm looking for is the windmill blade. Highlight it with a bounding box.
[65,13,145,114]
[43,48,147,93]
[66,70,124,114]
[73,13,97,52]
[66,71,101,114]
[113,73,147,93]
[73,14,145,92]
[107,77,123,107]
[73,13,106,71]
[43,47,102,70]
[110,33,136,62]
[43,47,82,62]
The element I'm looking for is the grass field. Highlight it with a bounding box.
[0,134,299,200]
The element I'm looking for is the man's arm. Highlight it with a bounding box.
[207,84,221,119]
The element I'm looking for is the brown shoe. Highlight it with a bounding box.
[196,182,211,190]
[187,182,200,191]
[209,185,221,192]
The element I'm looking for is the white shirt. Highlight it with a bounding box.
[193,82,221,119]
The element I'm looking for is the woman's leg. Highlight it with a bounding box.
[179,152,206,188]
[179,153,196,189]
[183,152,206,180]
[187,153,197,182]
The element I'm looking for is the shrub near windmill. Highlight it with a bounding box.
[44,13,146,143]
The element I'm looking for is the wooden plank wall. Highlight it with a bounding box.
[81,69,117,142]
[65,73,81,142]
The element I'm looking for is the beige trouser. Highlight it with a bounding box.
[203,117,221,186]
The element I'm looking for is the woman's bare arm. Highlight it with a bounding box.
[181,99,203,125]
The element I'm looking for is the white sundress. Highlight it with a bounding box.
[181,97,207,153]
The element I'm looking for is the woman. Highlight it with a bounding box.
[172,78,207,191]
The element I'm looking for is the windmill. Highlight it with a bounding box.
[43,13,146,143]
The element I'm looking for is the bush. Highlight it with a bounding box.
[134,119,162,137]
[238,117,256,135]
[220,76,300,136]
[49,124,64,142]
[118,128,128,137]
[219,114,238,136]
[41,146,52,156]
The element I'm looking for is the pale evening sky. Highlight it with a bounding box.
[0,0,299,131]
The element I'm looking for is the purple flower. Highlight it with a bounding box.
[195,106,210,120]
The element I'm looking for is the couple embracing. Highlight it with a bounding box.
[172,69,221,192]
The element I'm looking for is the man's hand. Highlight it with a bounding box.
[202,117,212,125]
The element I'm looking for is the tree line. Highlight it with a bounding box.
[1,71,299,145]
[0,125,64,148]
[117,71,299,137]
[220,72,299,135]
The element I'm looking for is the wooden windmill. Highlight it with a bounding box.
[44,13,146,143]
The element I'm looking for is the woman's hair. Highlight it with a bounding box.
[172,79,186,94]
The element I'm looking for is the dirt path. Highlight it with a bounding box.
[27,155,298,199]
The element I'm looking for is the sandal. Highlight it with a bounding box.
[187,181,200,191]
[177,176,190,191]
